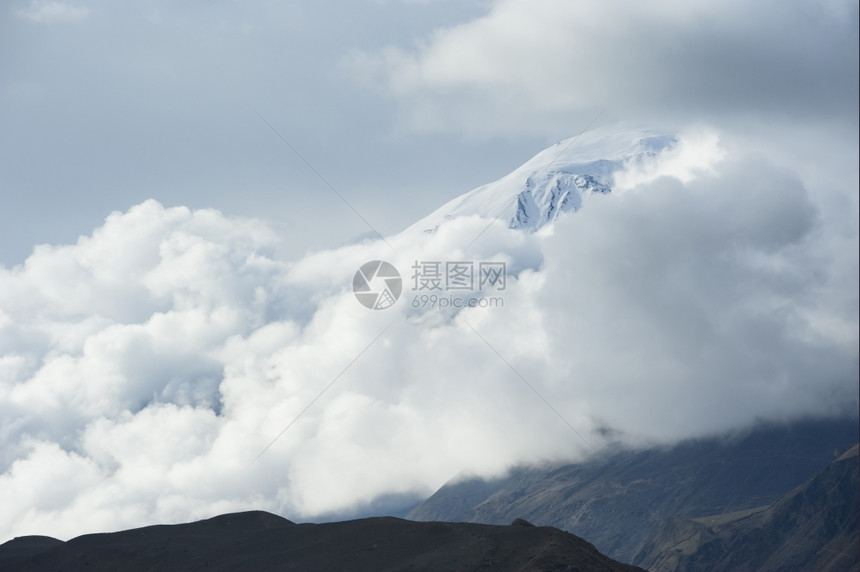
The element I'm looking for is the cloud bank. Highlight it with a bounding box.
[0,131,857,541]
[345,0,858,136]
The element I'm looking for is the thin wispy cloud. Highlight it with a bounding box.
[17,0,89,23]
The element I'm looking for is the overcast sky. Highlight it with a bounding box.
[1,0,858,543]
[3,0,856,265]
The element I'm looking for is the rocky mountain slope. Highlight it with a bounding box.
[634,443,859,571]
[408,418,858,565]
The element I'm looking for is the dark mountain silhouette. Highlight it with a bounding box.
[0,511,644,571]
[408,418,858,564]
[634,443,859,571]
[0,536,64,570]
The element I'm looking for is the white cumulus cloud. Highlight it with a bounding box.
[0,131,856,542]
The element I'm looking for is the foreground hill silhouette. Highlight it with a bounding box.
[0,512,644,571]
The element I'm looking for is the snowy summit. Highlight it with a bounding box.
[411,128,676,234]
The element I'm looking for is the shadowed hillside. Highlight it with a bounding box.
[0,511,644,572]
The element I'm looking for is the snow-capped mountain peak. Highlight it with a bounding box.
[411,128,676,234]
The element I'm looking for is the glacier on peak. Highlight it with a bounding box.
[512,171,611,230]
[409,128,676,235]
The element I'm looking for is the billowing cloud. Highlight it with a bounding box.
[345,0,859,136]
[0,130,857,542]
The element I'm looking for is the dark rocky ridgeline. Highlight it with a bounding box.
[0,512,645,571]
[633,443,859,572]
